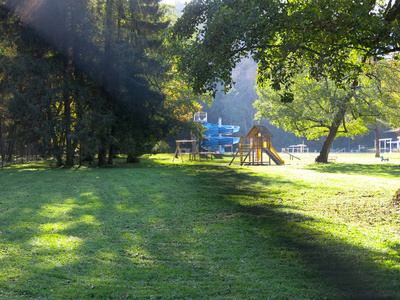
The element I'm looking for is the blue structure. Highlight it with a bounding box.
[201,119,240,152]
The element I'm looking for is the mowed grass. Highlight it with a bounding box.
[0,153,399,299]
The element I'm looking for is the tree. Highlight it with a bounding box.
[1,0,188,166]
[169,0,400,162]
[254,64,400,162]
[0,1,109,166]
[362,60,400,157]
[204,59,259,133]
[169,0,400,99]
[88,0,192,164]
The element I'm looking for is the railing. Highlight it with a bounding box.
[331,148,346,153]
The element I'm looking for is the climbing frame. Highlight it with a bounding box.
[230,125,284,166]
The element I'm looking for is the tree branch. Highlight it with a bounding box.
[385,0,400,21]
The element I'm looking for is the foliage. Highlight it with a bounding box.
[369,60,400,128]
[255,63,400,162]
[256,76,366,139]
[0,155,400,298]
[196,58,311,149]
[201,59,259,132]
[152,140,171,153]
[169,0,400,97]
[0,0,200,166]
[157,66,209,137]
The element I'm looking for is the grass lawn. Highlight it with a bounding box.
[0,153,399,299]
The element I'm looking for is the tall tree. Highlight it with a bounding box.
[169,0,400,99]
[0,0,184,166]
[255,64,400,162]
[360,60,400,157]
[0,1,100,166]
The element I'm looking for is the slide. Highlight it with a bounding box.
[203,122,240,135]
[201,122,240,152]
[263,148,285,165]
[202,137,240,150]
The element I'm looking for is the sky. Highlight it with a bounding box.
[162,0,187,5]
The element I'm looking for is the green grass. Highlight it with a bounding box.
[0,153,400,299]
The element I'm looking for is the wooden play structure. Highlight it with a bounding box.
[172,140,201,162]
[229,125,284,166]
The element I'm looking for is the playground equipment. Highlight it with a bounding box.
[201,119,240,152]
[282,150,301,160]
[229,125,284,166]
[172,140,201,162]
[194,112,240,153]
[173,112,240,162]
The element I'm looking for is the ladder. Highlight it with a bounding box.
[229,144,254,165]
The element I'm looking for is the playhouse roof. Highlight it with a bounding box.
[246,125,273,138]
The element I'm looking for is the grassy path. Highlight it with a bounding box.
[0,153,399,299]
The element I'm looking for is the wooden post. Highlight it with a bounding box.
[268,138,271,165]
[178,141,183,162]
[239,134,244,165]
[192,140,201,162]
[172,141,184,162]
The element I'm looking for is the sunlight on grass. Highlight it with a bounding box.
[17,168,44,172]
[40,215,100,233]
[39,203,75,218]
[80,192,99,200]
[41,222,72,232]
[79,214,99,225]
[114,204,139,213]
[30,234,82,251]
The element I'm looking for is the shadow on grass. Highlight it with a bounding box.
[181,164,400,297]
[1,160,400,298]
[306,163,400,178]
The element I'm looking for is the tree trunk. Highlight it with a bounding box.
[0,117,4,167]
[107,144,115,165]
[97,0,114,168]
[5,139,13,164]
[5,126,16,164]
[374,125,380,158]
[315,108,346,163]
[55,153,63,167]
[61,5,74,167]
[98,147,107,166]
[117,0,123,39]
[64,92,74,167]
[53,133,63,167]
[107,126,116,165]
[126,153,140,163]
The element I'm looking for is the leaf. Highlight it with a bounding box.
[280,92,294,103]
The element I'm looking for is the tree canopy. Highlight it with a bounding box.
[170,0,400,99]
[255,62,400,162]
[0,0,202,166]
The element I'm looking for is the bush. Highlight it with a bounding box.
[152,140,170,153]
